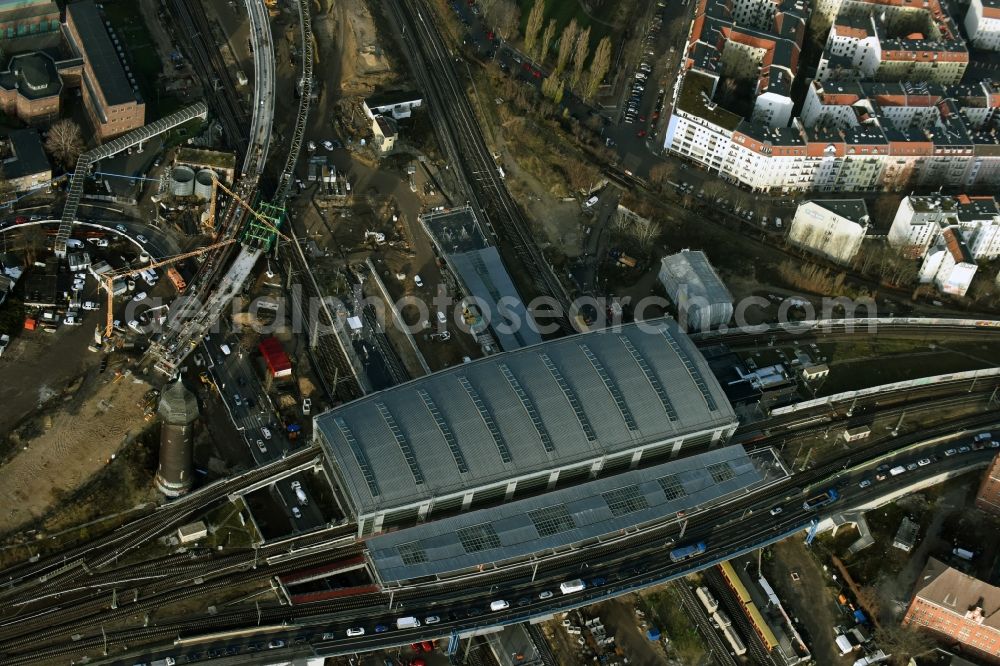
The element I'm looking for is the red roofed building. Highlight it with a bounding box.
[258,337,293,379]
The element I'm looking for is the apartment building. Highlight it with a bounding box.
[904,557,1000,661]
[966,0,1000,50]
[918,227,978,296]
[789,199,870,264]
[976,453,1000,515]
[888,195,1000,260]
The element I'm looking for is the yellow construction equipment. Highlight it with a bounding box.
[201,177,218,232]
[211,177,293,243]
[101,239,236,338]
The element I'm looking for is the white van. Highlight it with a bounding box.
[889,465,906,476]
[584,195,599,208]
[396,616,421,630]
[220,344,232,355]
[490,600,510,611]
[560,579,586,595]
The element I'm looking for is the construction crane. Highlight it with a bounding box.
[212,177,292,243]
[201,177,219,232]
[100,239,236,338]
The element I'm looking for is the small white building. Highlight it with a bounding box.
[658,249,733,332]
[176,520,208,544]
[789,199,869,265]
[966,0,1000,50]
[801,363,830,381]
[919,227,978,297]
[371,115,398,155]
[363,90,423,120]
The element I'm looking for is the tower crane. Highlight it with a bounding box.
[100,239,236,339]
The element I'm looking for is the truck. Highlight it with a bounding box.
[396,616,421,629]
[166,266,186,292]
[802,488,839,511]
[669,541,707,562]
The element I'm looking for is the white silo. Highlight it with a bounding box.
[194,169,215,201]
[171,166,196,197]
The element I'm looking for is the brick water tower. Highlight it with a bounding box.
[154,380,199,497]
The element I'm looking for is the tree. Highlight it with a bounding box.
[873,624,935,666]
[491,0,521,40]
[540,18,557,65]
[541,74,563,104]
[44,119,84,169]
[585,36,612,100]
[555,19,579,76]
[648,162,676,190]
[571,26,591,89]
[524,0,545,60]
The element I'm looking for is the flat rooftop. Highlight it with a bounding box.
[367,445,760,582]
[66,0,140,106]
[316,318,736,517]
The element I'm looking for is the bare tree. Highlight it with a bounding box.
[873,624,935,666]
[524,0,545,60]
[585,36,612,100]
[540,18,557,65]
[571,26,591,89]
[541,75,563,104]
[491,0,521,41]
[648,162,676,190]
[44,119,84,169]
[555,19,579,76]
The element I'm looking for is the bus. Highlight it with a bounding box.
[669,541,706,563]
[803,488,839,511]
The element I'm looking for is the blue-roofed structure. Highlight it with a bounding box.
[420,206,541,351]
[367,445,759,583]
[314,318,738,537]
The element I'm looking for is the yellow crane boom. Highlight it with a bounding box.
[101,239,237,338]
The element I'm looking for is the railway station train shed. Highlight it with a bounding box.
[314,319,743,579]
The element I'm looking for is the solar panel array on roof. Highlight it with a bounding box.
[316,319,736,517]
[367,445,760,582]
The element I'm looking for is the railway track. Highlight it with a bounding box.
[385,0,574,333]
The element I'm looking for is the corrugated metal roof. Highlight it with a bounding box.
[367,445,758,582]
[315,319,736,516]
[658,251,733,306]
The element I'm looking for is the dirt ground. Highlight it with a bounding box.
[593,595,670,666]
[767,538,853,666]
[313,0,392,97]
[0,370,153,535]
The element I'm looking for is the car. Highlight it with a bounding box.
[465,607,481,617]
[82,301,98,310]
[875,473,887,481]
[307,141,317,151]
[769,507,783,516]
[859,479,872,488]
[374,624,388,633]
[261,426,272,440]
[637,130,647,138]
[267,640,285,649]
[624,116,634,124]
[490,600,510,611]
[303,397,312,414]
[92,238,109,247]
[436,311,447,324]
[639,115,647,122]
[906,462,918,471]
[291,506,301,518]
[323,140,334,150]
[517,597,531,607]
[876,463,891,472]
[959,445,971,453]
[291,480,301,489]
[414,274,423,287]
[115,223,127,232]
[944,448,957,456]
[425,615,440,625]
[991,441,1000,448]
[539,590,554,599]
[345,627,365,637]
[421,641,434,652]
[234,394,243,406]
[917,458,931,466]
[136,234,148,244]
[257,440,266,453]
[590,577,607,586]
